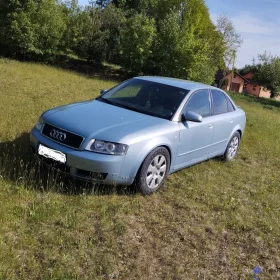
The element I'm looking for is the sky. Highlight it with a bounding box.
[79,0,280,68]
[205,0,280,68]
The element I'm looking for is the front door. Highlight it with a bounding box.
[175,90,214,170]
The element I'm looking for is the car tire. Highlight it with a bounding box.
[136,147,170,195]
[223,131,241,161]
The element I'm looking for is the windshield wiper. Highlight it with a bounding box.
[96,97,117,106]
[97,97,136,112]
[113,103,162,118]
[98,97,135,111]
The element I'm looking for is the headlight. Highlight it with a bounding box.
[35,117,44,131]
[85,139,128,155]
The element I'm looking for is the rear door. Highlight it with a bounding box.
[208,89,236,157]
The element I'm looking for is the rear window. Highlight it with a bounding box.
[211,90,230,115]
[227,98,236,112]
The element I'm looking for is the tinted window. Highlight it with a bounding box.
[227,98,235,112]
[212,90,229,115]
[184,90,210,117]
[100,78,189,120]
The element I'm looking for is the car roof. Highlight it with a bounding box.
[135,76,218,91]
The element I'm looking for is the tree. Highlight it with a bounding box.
[0,0,226,83]
[148,0,225,84]
[180,0,225,83]
[86,3,124,64]
[239,64,258,75]
[0,0,9,55]
[61,0,92,56]
[120,13,156,74]
[95,0,111,8]
[3,0,66,60]
[216,15,242,87]
[112,0,152,10]
[254,53,280,98]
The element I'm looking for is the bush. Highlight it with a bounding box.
[86,4,125,64]
[4,0,66,61]
[120,13,156,74]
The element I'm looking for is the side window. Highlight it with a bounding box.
[227,98,235,112]
[184,90,210,118]
[211,90,229,115]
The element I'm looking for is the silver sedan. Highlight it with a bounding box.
[30,77,246,194]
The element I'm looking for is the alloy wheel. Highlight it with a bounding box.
[227,136,239,160]
[146,154,167,189]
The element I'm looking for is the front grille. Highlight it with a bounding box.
[42,123,84,149]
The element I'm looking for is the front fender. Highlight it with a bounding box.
[120,134,179,180]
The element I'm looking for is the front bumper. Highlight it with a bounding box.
[30,128,135,185]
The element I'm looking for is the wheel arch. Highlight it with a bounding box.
[230,124,243,141]
[132,143,173,181]
[140,144,173,172]
[237,129,242,138]
[133,144,173,189]
[160,145,172,163]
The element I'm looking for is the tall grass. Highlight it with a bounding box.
[0,59,280,279]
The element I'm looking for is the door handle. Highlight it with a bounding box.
[230,119,234,123]
[209,124,214,129]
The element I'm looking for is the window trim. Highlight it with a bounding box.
[226,96,236,112]
[180,89,212,120]
[210,89,236,116]
[210,90,214,116]
[226,94,236,112]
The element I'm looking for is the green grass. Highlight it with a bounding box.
[0,58,280,279]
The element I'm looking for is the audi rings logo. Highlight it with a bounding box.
[50,129,67,142]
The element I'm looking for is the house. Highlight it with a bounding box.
[222,72,271,98]
[242,73,271,98]
[223,72,249,93]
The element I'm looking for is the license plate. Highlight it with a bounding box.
[38,144,66,164]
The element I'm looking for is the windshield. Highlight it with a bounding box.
[98,78,189,120]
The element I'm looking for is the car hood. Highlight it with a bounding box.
[43,100,171,144]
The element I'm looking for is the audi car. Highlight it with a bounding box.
[30,77,246,194]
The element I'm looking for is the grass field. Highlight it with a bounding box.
[0,58,280,279]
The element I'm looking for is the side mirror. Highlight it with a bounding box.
[182,111,203,123]
[100,89,108,96]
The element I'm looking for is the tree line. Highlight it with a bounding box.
[0,0,242,85]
